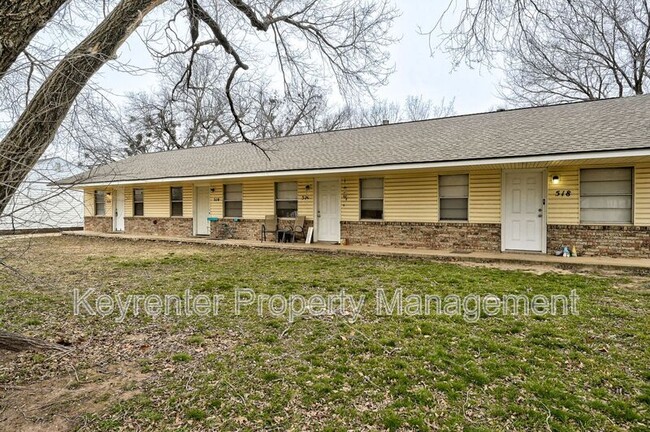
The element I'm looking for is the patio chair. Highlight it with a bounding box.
[261,215,278,242]
[290,215,306,243]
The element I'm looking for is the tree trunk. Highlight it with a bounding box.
[0,0,166,215]
[0,330,70,352]
[0,0,69,79]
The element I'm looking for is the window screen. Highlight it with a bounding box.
[133,188,144,216]
[94,191,106,216]
[170,187,183,217]
[275,182,298,218]
[360,178,384,220]
[439,174,469,221]
[224,184,243,218]
[580,168,632,224]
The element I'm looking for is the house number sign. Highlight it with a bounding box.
[555,190,572,197]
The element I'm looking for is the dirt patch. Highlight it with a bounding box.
[0,363,149,431]
[452,260,579,275]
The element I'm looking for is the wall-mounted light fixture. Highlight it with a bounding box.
[305,184,311,191]
[210,188,215,193]
[552,175,560,185]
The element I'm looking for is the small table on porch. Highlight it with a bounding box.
[276,229,294,243]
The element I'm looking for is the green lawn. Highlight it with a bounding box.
[0,236,648,431]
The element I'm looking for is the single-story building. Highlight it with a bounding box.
[62,96,650,258]
[1,157,84,233]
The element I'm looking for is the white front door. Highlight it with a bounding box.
[503,171,545,252]
[194,186,210,235]
[113,188,125,232]
[317,180,340,242]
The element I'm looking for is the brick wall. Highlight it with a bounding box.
[84,216,112,233]
[548,224,650,258]
[125,217,193,237]
[341,221,501,251]
[210,219,313,242]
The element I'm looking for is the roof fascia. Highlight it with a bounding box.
[73,148,650,188]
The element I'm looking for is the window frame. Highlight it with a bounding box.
[133,188,144,217]
[223,183,243,218]
[170,186,184,217]
[359,178,384,220]
[438,174,470,222]
[580,167,634,225]
[275,181,298,218]
[94,190,106,216]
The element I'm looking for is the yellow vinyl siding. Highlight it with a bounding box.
[547,168,580,225]
[635,163,650,225]
[126,183,193,218]
[181,184,193,218]
[469,171,501,223]
[83,189,94,217]
[297,177,314,218]
[210,182,224,218]
[79,155,650,227]
[142,184,170,217]
[384,172,437,222]
[84,187,112,217]
[341,176,360,221]
[243,179,274,219]
[124,187,133,217]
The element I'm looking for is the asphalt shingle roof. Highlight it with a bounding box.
[67,95,650,185]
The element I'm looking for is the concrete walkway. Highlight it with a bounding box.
[63,230,650,273]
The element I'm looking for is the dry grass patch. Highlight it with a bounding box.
[0,235,648,431]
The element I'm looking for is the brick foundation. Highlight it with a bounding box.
[210,218,313,241]
[84,216,113,233]
[341,221,502,251]
[86,214,650,258]
[547,224,650,258]
[125,217,193,237]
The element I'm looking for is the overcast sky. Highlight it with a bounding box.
[375,1,503,114]
[95,0,503,117]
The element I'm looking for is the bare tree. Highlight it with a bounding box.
[355,99,401,125]
[0,0,69,78]
[0,0,398,216]
[353,96,455,126]
[428,0,650,106]
[405,95,455,121]
[0,0,166,218]
[76,58,356,162]
[501,0,650,105]
[0,0,397,350]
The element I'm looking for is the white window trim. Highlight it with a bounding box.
[438,174,470,223]
[359,177,384,221]
[223,184,243,218]
[579,167,634,225]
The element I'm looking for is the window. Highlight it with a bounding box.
[275,182,298,218]
[360,178,383,220]
[580,168,633,224]
[133,188,144,216]
[170,187,183,217]
[224,184,243,218]
[94,191,106,216]
[439,174,469,221]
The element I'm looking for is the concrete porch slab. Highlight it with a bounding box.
[63,231,650,274]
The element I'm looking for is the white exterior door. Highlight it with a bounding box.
[317,180,340,242]
[113,188,125,232]
[194,186,210,235]
[503,171,544,252]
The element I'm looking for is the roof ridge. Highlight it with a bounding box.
[135,94,648,156]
